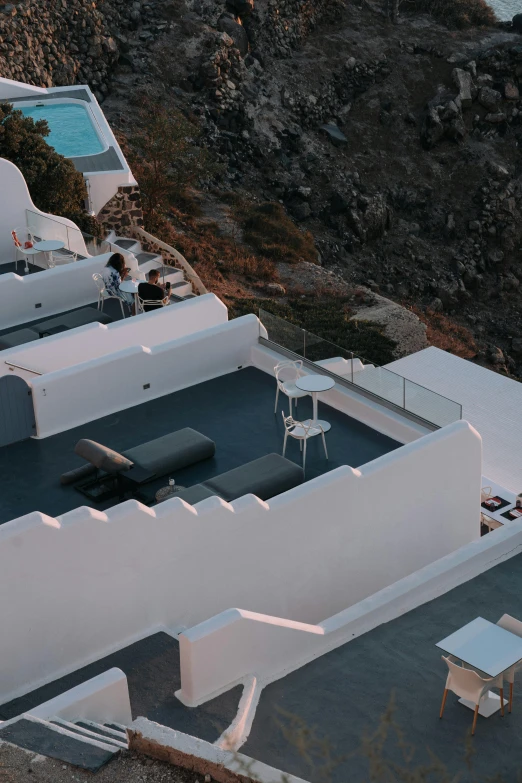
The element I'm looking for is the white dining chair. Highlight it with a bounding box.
[497,614,522,713]
[51,250,78,267]
[12,225,41,273]
[137,295,168,314]
[274,360,309,415]
[92,273,127,318]
[440,655,504,734]
[282,412,328,474]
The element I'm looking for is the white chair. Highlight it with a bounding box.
[50,250,78,267]
[137,295,168,314]
[274,360,309,415]
[440,655,504,734]
[497,614,522,713]
[282,412,328,474]
[11,226,41,273]
[92,273,126,319]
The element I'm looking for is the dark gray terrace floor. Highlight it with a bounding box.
[0,366,400,524]
[0,632,241,742]
[243,554,522,783]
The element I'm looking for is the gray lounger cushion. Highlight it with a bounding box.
[33,307,112,336]
[123,428,216,477]
[0,328,39,350]
[204,453,304,502]
[75,439,134,474]
[174,485,219,505]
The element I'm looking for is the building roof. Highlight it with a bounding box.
[242,552,522,783]
[386,346,522,492]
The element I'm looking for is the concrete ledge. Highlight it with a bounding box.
[128,717,308,783]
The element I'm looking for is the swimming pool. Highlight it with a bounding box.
[18,102,106,158]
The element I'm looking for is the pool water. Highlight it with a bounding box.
[19,103,105,158]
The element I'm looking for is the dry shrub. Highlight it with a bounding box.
[404,0,496,28]
[414,307,477,358]
[235,201,318,265]
[225,254,278,281]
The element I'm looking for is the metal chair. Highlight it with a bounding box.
[440,655,504,735]
[497,614,522,712]
[282,412,328,474]
[137,295,168,314]
[274,360,309,415]
[92,273,126,318]
[12,225,41,273]
[50,250,78,267]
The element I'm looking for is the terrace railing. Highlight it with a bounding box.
[26,210,112,258]
[258,309,462,429]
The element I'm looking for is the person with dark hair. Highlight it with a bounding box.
[138,268,171,312]
[102,253,130,299]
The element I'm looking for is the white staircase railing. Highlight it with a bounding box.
[129,226,208,296]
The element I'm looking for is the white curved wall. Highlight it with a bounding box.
[0,158,88,262]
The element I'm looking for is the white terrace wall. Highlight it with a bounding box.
[30,315,259,437]
[0,158,88,263]
[0,419,479,704]
[1,294,227,380]
[0,252,139,330]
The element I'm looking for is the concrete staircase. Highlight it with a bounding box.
[106,231,194,299]
[0,714,128,771]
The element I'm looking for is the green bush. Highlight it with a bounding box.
[229,296,397,366]
[0,102,95,232]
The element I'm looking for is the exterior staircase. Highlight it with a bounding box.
[106,231,195,299]
[0,714,128,771]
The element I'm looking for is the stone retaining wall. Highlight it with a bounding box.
[97,185,144,234]
[0,0,124,99]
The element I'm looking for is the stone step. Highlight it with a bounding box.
[75,720,128,746]
[50,719,127,749]
[0,716,118,772]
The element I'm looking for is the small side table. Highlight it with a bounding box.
[295,374,335,432]
[119,279,140,315]
[33,239,65,269]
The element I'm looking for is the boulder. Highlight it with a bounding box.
[479,86,501,111]
[226,0,255,15]
[505,82,519,100]
[217,13,249,56]
[452,68,473,108]
[320,123,348,146]
[512,12,522,33]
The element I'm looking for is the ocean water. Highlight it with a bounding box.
[488,0,520,20]
[19,103,105,158]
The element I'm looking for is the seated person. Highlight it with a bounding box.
[138,269,170,312]
[102,253,133,312]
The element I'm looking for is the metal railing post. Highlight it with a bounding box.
[303,329,306,359]
[351,352,354,383]
[403,378,406,410]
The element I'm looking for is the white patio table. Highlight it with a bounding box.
[119,279,140,315]
[295,374,335,433]
[436,617,522,716]
[33,239,65,268]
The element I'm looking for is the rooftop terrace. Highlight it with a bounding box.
[242,553,522,783]
[0,366,400,525]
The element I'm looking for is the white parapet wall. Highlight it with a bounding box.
[178,513,522,706]
[1,294,228,382]
[0,418,480,704]
[27,668,132,726]
[0,252,125,330]
[29,314,258,437]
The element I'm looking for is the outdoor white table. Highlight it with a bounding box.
[119,279,140,315]
[33,239,65,268]
[436,617,522,717]
[295,374,335,433]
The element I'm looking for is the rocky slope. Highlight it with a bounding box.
[3,0,522,372]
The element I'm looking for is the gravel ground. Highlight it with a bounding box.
[0,742,197,783]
